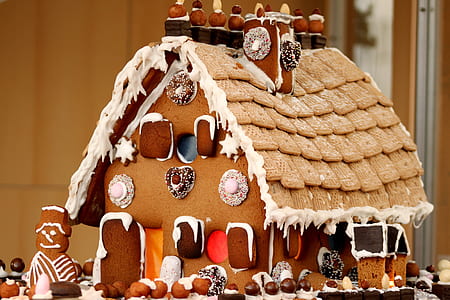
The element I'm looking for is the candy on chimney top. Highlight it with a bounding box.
[209,0,226,28]
[168,0,188,19]
[254,3,265,18]
[293,9,308,33]
[190,0,207,26]
[308,8,324,34]
[228,5,244,31]
[165,0,191,37]
[264,4,272,12]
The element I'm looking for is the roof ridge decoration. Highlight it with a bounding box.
[66,36,432,235]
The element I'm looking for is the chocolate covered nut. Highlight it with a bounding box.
[326,280,338,289]
[244,281,260,296]
[94,283,109,298]
[107,284,119,298]
[297,279,311,291]
[112,280,128,297]
[280,278,296,293]
[406,261,420,277]
[0,280,19,298]
[264,282,279,295]
[168,4,187,18]
[360,279,370,289]
[83,260,94,276]
[10,258,25,273]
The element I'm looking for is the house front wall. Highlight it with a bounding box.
[102,86,270,284]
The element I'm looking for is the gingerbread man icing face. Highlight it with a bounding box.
[34,206,72,257]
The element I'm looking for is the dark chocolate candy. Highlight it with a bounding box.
[50,281,82,298]
[228,30,244,49]
[311,34,327,49]
[165,20,192,37]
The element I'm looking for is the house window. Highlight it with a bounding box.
[172,216,204,258]
[194,115,217,157]
[139,113,173,160]
[226,222,256,269]
[176,134,198,163]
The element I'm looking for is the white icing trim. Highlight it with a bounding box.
[226,222,254,263]
[42,206,66,214]
[308,14,325,23]
[173,216,205,254]
[35,223,67,235]
[346,223,388,260]
[268,223,274,273]
[139,113,163,133]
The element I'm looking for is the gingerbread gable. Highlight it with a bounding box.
[66,36,432,233]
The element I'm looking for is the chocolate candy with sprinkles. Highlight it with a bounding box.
[243,27,272,61]
[318,247,344,280]
[218,169,249,206]
[281,40,301,72]
[198,265,227,296]
[165,166,196,199]
[166,70,197,105]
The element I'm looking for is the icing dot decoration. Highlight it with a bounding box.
[166,70,197,105]
[281,40,302,71]
[218,169,249,206]
[206,230,228,263]
[165,166,196,199]
[198,265,227,296]
[108,174,134,208]
[243,27,272,60]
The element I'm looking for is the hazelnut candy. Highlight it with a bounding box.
[172,281,191,298]
[406,261,420,277]
[106,284,119,298]
[231,5,242,15]
[294,9,303,16]
[10,258,25,273]
[226,283,239,291]
[94,283,110,298]
[297,279,311,291]
[209,12,226,27]
[426,265,436,273]
[264,4,272,12]
[264,282,279,295]
[280,278,296,293]
[151,280,168,299]
[228,16,244,31]
[124,288,132,299]
[0,280,19,298]
[129,281,151,297]
[256,7,265,18]
[192,0,202,9]
[394,277,404,287]
[83,260,94,276]
[193,278,211,296]
[190,10,207,26]
[326,280,338,289]
[112,281,128,297]
[168,4,187,19]
[360,279,370,289]
[244,281,260,296]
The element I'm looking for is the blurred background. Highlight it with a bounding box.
[0,0,448,271]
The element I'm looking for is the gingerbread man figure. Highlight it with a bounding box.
[28,205,77,286]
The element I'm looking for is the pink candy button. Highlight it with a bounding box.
[224,178,239,194]
[110,182,125,199]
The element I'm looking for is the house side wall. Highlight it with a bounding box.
[103,87,270,284]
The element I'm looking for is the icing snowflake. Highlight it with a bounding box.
[219,133,239,159]
[114,137,137,165]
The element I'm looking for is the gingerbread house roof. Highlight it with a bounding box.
[66,37,432,233]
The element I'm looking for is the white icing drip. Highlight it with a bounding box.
[42,206,65,214]
[235,56,275,92]
[280,292,296,300]
[295,290,315,300]
[35,223,67,235]
[194,115,216,142]
[308,14,325,23]
[252,271,273,291]
[93,212,135,284]
[226,222,254,262]
[139,113,163,133]
[274,25,282,90]
[179,274,197,290]
[268,224,274,273]
[140,278,156,289]
[264,293,281,300]
[167,14,190,21]
[0,266,8,278]
[224,289,239,294]
[173,216,205,253]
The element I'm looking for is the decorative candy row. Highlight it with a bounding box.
[108,168,249,208]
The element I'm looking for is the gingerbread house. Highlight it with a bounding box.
[65,3,433,291]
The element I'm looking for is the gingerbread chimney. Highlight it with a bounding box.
[243,3,301,93]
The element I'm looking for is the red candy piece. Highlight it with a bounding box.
[206,230,228,263]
